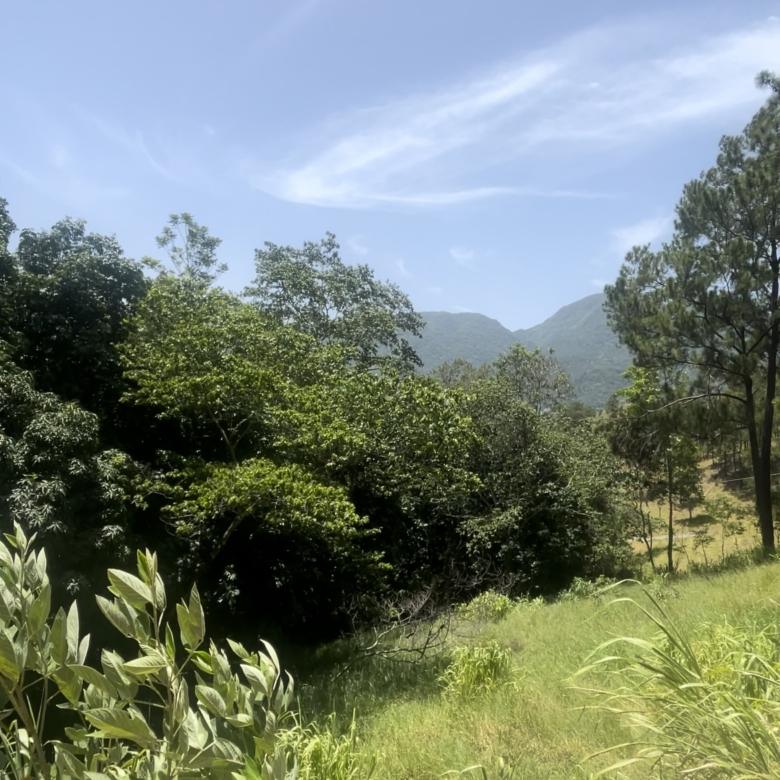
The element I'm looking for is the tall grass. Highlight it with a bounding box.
[298,563,780,778]
[578,584,780,778]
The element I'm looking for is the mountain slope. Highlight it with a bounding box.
[416,293,631,407]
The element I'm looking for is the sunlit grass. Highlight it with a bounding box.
[300,562,780,778]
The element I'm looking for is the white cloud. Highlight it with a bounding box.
[345,235,369,256]
[449,246,476,268]
[250,17,780,209]
[395,257,412,278]
[611,215,673,254]
[82,112,177,181]
[428,285,444,296]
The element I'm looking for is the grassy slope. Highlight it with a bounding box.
[300,563,780,779]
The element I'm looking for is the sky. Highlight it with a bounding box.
[2,1,780,329]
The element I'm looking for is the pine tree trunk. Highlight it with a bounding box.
[745,380,775,552]
[666,451,675,573]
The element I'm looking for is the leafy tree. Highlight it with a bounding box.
[122,277,329,464]
[430,358,492,390]
[608,367,702,572]
[280,370,478,589]
[122,279,387,634]
[0,198,17,352]
[460,377,629,593]
[246,232,423,371]
[606,75,780,550]
[154,212,226,284]
[0,358,139,596]
[5,215,147,425]
[494,345,573,414]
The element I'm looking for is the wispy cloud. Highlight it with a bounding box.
[611,214,673,254]
[250,17,780,209]
[395,257,412,278]
[82,112,178,181]
[449,245,476,268]
[345,235,369,256]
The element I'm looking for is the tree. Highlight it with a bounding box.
[5,216,147,425]
[154,212,226,284]
[608,368,702,572]
[494,345,573,414]
[0,198,18,352]
[0,358,139,597]
[605,75,780,550]
[430,358,492,390]
[246,232,423,371]
[460,376,629,593]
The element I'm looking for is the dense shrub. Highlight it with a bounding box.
[457,590,514,623]
[439,642,515,699]
[0,523,296,778]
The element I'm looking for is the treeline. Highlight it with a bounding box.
[0,206,631,642]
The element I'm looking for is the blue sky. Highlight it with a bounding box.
[2,1,780,329]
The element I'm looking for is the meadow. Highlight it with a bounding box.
[299,559,780,778]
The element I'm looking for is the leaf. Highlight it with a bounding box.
[66,601,80,660]
[107,569,153,610]
[50,607,67,666]
[195,684,227,716]
[123,650,167,678]
[177,584,205,649]
[85,707,157,748]
[96,596,135,639]
[0,629,20,682]
[27,582,51,635]
[70,664,117,697]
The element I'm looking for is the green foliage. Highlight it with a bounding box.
[439,642,514,700]
[7,216,147,419]
[154,212,226,284]
[461,378,631,594]
[605,77,780,548]
[158,457,384,629]
[277,717,377,780]
[457,591,514,623]
[0,359,139,595]
[494,344,573,414]
[247,232,423,372]
[0,523,296,778]
[558,576,617,602]
[579,588,780,777]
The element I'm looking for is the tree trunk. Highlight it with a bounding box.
[745,379,775,552]
[758,253,780,552]
[666,451,675,573]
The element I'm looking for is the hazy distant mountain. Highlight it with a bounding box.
[416,293,631,407]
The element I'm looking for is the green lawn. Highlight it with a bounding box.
[298,561,780,779]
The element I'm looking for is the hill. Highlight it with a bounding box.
[416,292,631,407]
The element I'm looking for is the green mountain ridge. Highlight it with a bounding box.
[417,292,631,407]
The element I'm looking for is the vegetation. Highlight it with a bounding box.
[417,293,631,408]
[3,70,780,778]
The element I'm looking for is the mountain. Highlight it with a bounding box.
[416,293,631,408]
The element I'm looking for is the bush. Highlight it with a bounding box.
[0,522,296,779]
[439,642,514,699]
[457,590,514,623]
[558,575,617,602]
[277,716,377,780]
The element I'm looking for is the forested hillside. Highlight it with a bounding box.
[418,292,630,407]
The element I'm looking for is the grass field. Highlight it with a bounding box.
[632,461,760,574]
[299,557,780,779]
